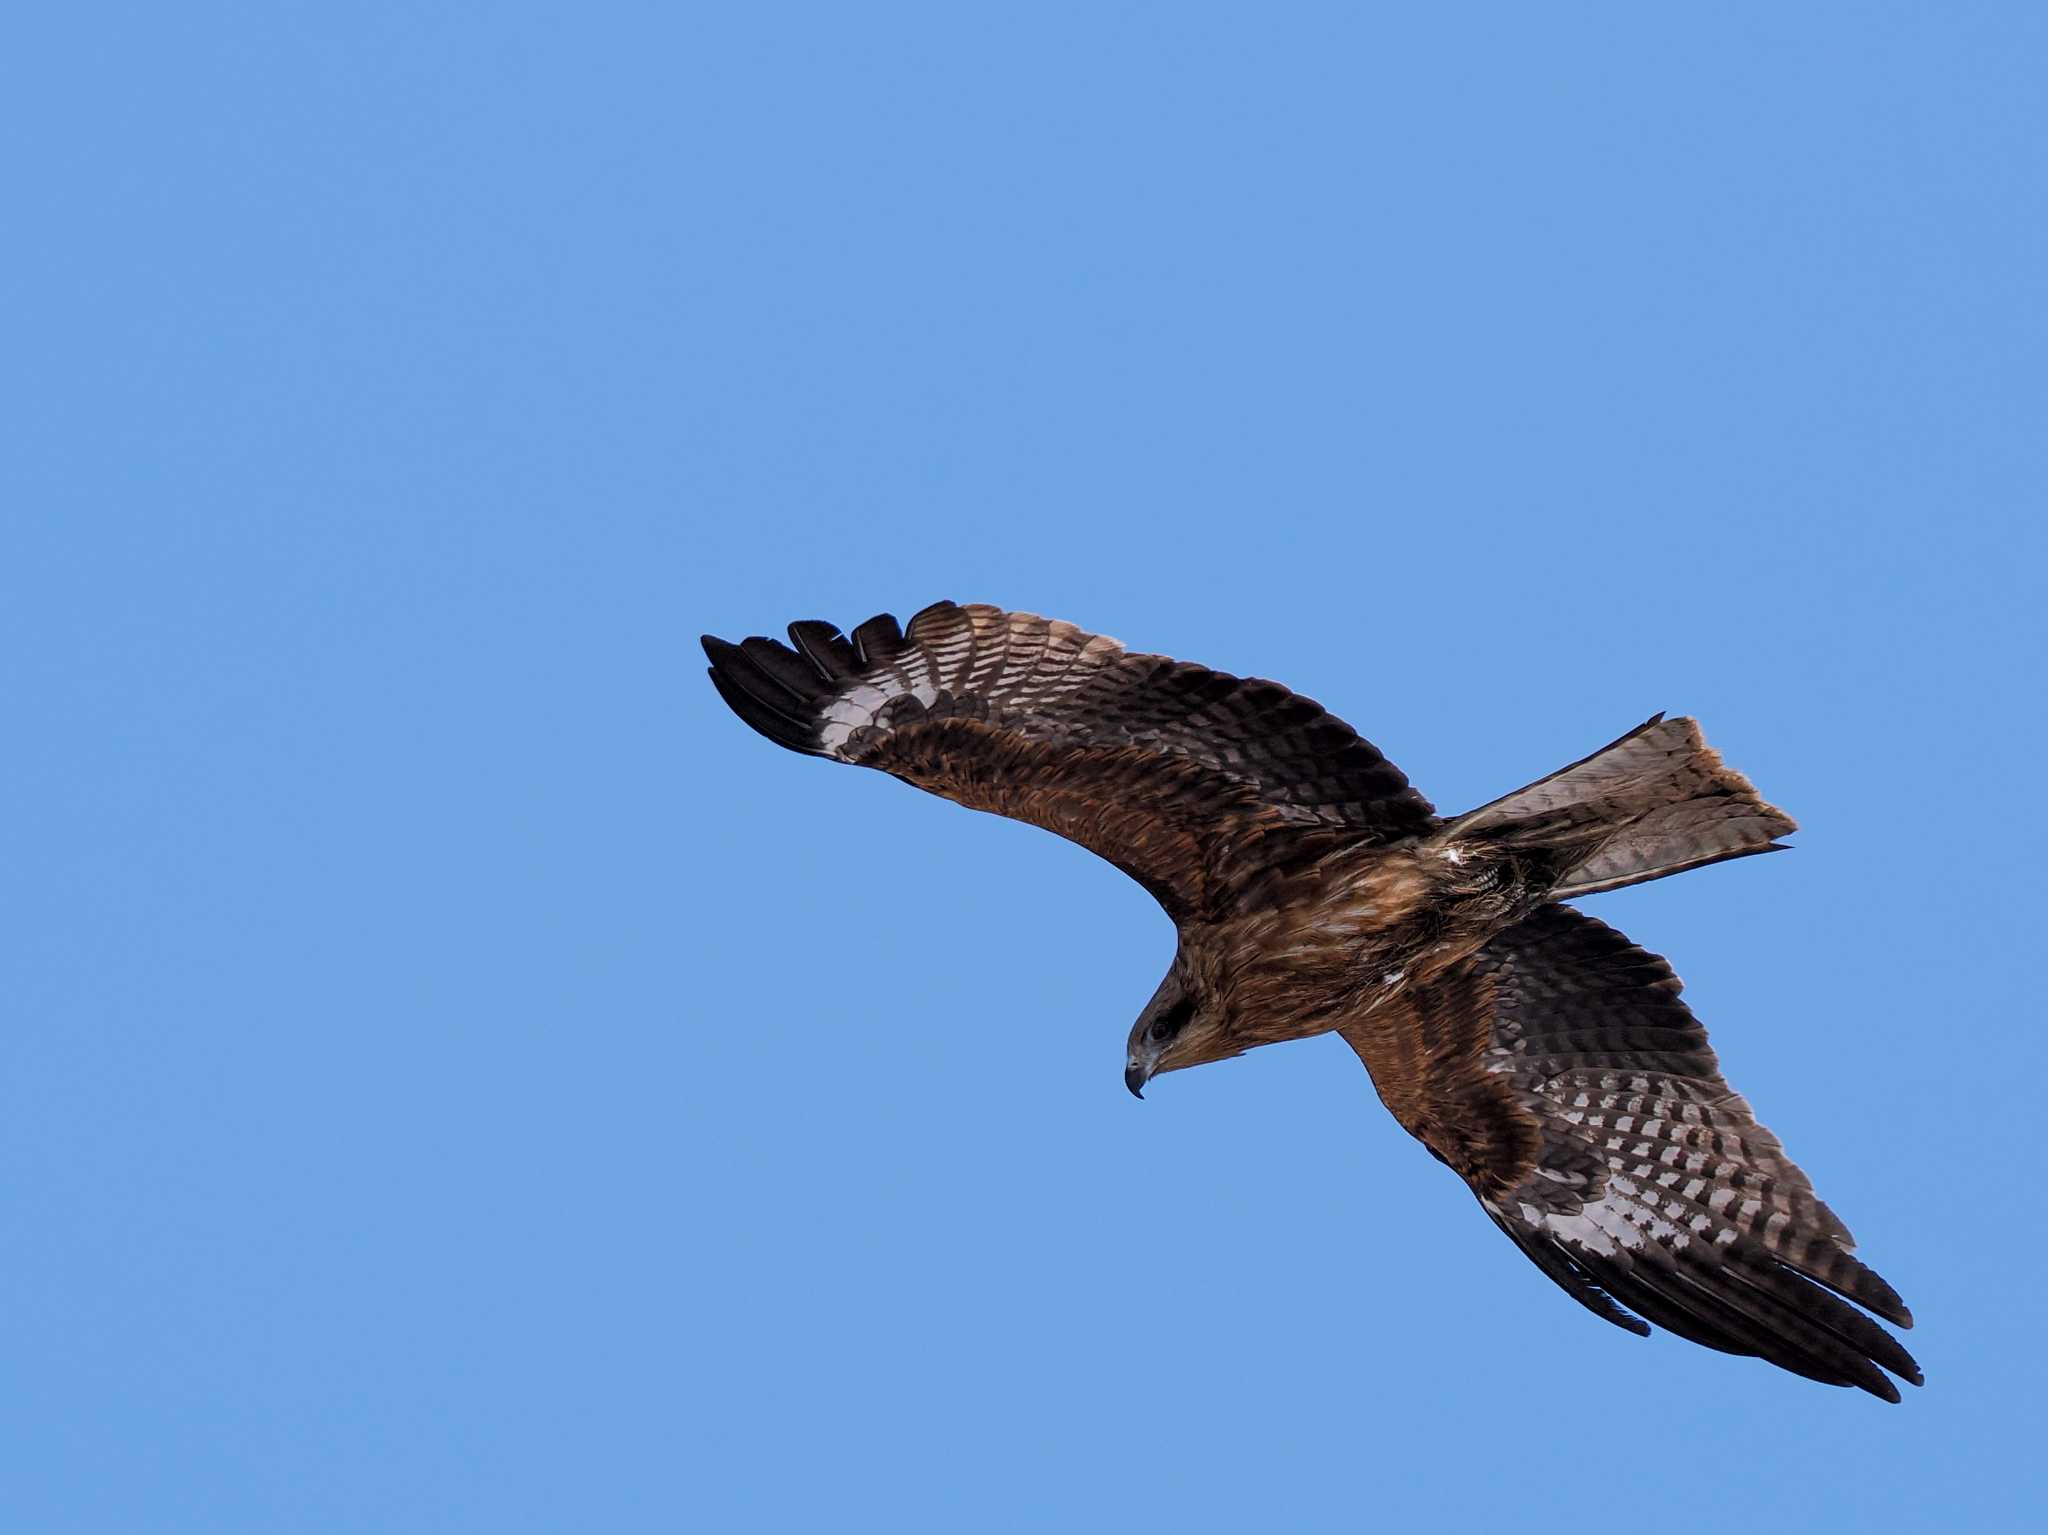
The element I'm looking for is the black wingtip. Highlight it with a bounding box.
[849,612,905,666]
[787,620,858,681]
[703,636,830,757]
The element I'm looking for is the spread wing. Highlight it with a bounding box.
[702,601,1434,920]
[1337,903,1920,1400]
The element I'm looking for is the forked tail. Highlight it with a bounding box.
[1444,715,1797,898]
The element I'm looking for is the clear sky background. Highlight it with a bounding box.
[5,5,2044,1531]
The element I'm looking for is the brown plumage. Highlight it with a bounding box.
[703,601,1919,1402]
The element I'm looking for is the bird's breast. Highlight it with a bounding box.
[1202,844,1535,1045]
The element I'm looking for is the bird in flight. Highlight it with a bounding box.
[703,601,1919,1401]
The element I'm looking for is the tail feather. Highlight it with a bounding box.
[1447,715,1796,898]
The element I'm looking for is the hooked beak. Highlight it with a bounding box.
[1124,1062,1149,1099]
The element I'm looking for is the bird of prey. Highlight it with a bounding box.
[703,601,1919,1401]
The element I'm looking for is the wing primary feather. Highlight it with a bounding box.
[1572,1248,1864,1388]
[904,599,961,635]
[1805,1255,1913,1331]
[1547,1242,1767,1360]
[849,613,905,665]
[701,637,808,714]
[1482,1206,1648,1335]
[1662,1263,1902,1401]
[1720,1259,1924,1385]
[702,636,828,755]
[787,620,857,681]
[1574,1210,1904,1399]
[738,636,829,704]
[704,667,823,756]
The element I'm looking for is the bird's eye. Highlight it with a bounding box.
[1148,1002,1191,1043]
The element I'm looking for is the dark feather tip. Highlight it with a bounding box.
[849,612,905,666]
[787,620,858,681]
[703,637,829,757]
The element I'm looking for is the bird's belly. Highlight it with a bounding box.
[1209,849,1538,1045]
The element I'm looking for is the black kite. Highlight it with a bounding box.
[703,601,1919,1401]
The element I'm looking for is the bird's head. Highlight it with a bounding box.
[1123,960,1233,1098]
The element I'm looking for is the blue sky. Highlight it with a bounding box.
[6,4,2044,1530]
